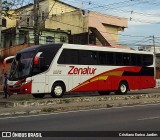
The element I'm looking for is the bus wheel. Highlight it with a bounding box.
[116,81,128,95]
[51,83,65,98]
[98,91,110,95]
[32,93,45,98]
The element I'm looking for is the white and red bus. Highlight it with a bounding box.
[7,44,155,98]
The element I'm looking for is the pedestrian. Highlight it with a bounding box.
[3,73,9,99]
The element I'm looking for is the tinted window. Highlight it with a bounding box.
[99,52,114,65]
[143,54,153,66]
[32,46,60,75]
[115,53,123,65]
[58,49,78,64]
[99,52,107,65]
[137,54,142,66]
[58,49,153,67]
[123,53,130,66]
[79,50,98,65]
[131,54,137,66]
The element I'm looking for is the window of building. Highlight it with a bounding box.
[27,17,29,25]
[60,36,66,42]
[42,11,45,20]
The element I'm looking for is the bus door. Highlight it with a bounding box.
[32,74,46,93]
[32,54,46,93]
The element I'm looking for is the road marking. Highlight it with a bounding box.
[0,103,160,120]
[138,116,160,121]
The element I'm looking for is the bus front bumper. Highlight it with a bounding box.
[7,81,32,95]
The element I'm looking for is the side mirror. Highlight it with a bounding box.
[34,52,42,65]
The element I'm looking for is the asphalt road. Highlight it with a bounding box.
[0,103,160,131]
[1,104,160,139]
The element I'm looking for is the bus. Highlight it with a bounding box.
[7,43,155,98]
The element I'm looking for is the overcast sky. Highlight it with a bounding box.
[23,0,160,48]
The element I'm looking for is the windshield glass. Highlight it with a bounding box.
[9,52,35,80]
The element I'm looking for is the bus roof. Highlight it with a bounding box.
[17,43,153,55]
[18,44,63,53]
[62,44,154,55]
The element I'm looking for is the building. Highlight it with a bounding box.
[1,27,70,48]
[2,0,128,49]
[0,0,128,86]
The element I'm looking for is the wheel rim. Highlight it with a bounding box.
[120,84,126,93]
[54,86,63,96]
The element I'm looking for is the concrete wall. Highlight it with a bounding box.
[2,10,17,28]
[45,10,88,34]
[0,43,32,59]
[88,11,128,47]
[48,0,76,15]
[17,0,77,28]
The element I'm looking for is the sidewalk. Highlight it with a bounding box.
[0,92,160,117]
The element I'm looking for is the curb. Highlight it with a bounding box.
[0,94,160,118]
[0,101,160,117]
[1,93,160,108]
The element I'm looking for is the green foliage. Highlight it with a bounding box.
[2,0,13,11]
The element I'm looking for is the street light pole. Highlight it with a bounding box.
[153,35,155,55]
[152,35,156,80]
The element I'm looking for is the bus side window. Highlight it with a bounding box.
[123,53,130,66]
[79,50,89,65]
[131,54,137,66]
[143,54,153,66]
[115,53,123,66]
[91,51,98,65]
[58,49,78,64]
[98,52,114,65]
[79,50,97,65]
[99,52,106,65]
[107,52,114,65]
[137,54,142,66]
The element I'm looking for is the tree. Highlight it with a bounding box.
[1,0,32,17]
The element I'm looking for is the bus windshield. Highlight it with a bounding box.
[9,52,35,80]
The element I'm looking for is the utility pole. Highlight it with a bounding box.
[34,0,39,45]
[153,35,155,55]
[0,0,2,50]
[152,35,156,80]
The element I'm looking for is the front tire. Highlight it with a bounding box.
[32,93,45,98]
[51,83,65,98]
[115,81,128,95]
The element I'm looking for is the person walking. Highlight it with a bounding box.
[3,73,9,99]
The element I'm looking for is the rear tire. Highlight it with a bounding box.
[115,81,128,95]
[51,83,65,98]
[32,93,45,98]
[98,91,110,95]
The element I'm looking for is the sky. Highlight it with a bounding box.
[21,0,160,48]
